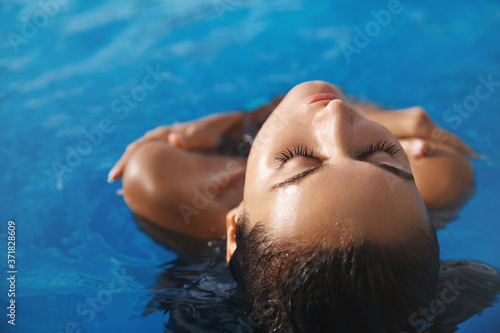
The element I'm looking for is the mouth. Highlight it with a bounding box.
[302,93,338,107]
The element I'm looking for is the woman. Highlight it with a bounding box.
[109,82,476,239]
[109,81,489,332]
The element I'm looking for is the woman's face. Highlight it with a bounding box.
[237,81,429,246]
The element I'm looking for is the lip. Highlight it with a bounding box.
[302,93,338,106]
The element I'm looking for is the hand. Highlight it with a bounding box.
[351,100,481,159]
[402,107,482,159]
[108,112,243,182]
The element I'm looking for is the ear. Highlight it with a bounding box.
[226,201,243,264]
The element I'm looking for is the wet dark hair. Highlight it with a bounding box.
[144,238,253,332]
[229,212,441,333]
[137,213,500,332]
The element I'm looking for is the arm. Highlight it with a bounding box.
[108,111,242,181]
[349,100,480,158]
[108,96,283,182]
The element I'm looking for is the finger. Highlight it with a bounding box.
[143,126,172,141]
[431,129,484,159]
[169,127,220,150]
[449,136,484,159]
[410,139,427,158]
[107,166,120,183]
[444,133,482,159]
[107,142,138,182]
[108,127,173,182]
[108,160,124,183]
[167,132,186,148]
[177,133,219,150]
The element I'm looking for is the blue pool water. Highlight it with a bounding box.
[1,0,500,332]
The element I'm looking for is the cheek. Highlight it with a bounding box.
[352,169,427,240]
[346,164,426,220]
[269,187,304,234]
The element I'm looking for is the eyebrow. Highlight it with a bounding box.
[368,161,415,181]
[271,165,325,191]
[270,161,414,191]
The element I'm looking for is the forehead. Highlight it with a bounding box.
[246,158,425,245]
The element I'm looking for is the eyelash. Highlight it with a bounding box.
[276,145,315,165]
[275,140,401,165]
[359,140,402,158]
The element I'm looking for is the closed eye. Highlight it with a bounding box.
[271,140,412,191]
[275,145,317,167]
[357,140,402,159]
[275,140,401,167]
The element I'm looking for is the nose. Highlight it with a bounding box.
[311,99,355,156]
